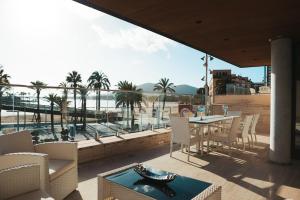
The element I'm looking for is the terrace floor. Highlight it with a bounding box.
[66,135,300,200]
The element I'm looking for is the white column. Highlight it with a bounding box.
[270,38,292,163]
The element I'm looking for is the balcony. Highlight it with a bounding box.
[1,84,299,200]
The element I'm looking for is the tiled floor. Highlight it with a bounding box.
[66,135,300,200]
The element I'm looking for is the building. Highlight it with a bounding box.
[209,69,252,96]
[266,66,271,86]
[252,82,266,93]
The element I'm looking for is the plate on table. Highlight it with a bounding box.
[134,164,176,183]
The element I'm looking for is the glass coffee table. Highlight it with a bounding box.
[98,163,221,200]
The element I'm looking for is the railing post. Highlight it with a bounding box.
[12,92,14,111]
[17,111,20,132]
[95,131,99,140]
[140,111,143,132]
[106,92,109,126]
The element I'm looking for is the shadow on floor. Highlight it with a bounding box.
[65,190,84,200]
[193,140,300,200]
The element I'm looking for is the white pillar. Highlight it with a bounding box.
[270,38,292,163]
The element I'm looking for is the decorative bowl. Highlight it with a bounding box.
[134,164,176,183]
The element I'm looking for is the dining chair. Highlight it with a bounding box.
[250,113,260,145]
[182,111,194,118]
[170,112,200,140]
[227,111,242,117]
[211,117,241,155]
[169,113,180,117]
[169,116,200,161]
[219,111,241,130]
[237,115,254,150]
[185,112,211,154]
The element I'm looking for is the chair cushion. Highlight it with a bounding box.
[48,159,75,181]
[0,131,34,154]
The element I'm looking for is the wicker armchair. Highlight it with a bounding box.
[0,131,78,200]
[0,163,53,200]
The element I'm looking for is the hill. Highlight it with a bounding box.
[138,83,198,95]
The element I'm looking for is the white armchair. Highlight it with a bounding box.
[0,163,53,200]
[0,131,78,200]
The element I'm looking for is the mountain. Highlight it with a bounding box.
[137,83,155,93]
[138,83,198,95]
[175,84,198,95]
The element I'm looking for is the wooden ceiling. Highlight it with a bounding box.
[74,0,300,67]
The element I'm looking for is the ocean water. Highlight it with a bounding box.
[1,98,177,117]
[2,99,117,116]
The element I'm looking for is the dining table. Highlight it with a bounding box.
[188,115,239,155]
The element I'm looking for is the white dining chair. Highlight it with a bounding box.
[182,111,199,133]
[237,115,254,150]
[227,111,242,117]
[219,111,241,130]
[183,111,194,117]
[185,112,211,155]
[250,113,260,145]
[170,116,200,161]
[211,117,241,154]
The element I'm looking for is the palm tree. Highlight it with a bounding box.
[30,81,47,124]
[115,81,143,130]
[154,78,175,119]
[53,96,69,129]
[115,81,131,128]
[145,95,159,116]
[77,85,88,130]
[59,82,68,100]
[128,85,143,130]
[66,71,82,127]
[59,82,69,126]
[0,66,10,130]
[45,94,57,133]
[87,71,110,112]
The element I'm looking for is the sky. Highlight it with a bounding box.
[0,0,264,89]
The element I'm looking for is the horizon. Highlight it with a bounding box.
[0,0,264,89]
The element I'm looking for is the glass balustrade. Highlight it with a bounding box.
[0,84,200,143]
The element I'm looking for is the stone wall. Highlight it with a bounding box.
[212,94,270,135]
[78,130,170,164]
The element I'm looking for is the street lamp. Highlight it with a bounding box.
[201,53,214,114]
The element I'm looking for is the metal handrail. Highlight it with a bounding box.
[86,124,100,140]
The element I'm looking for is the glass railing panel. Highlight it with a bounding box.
[1,84,198,142]
[111,90,128,134]
[95,90,116,137]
